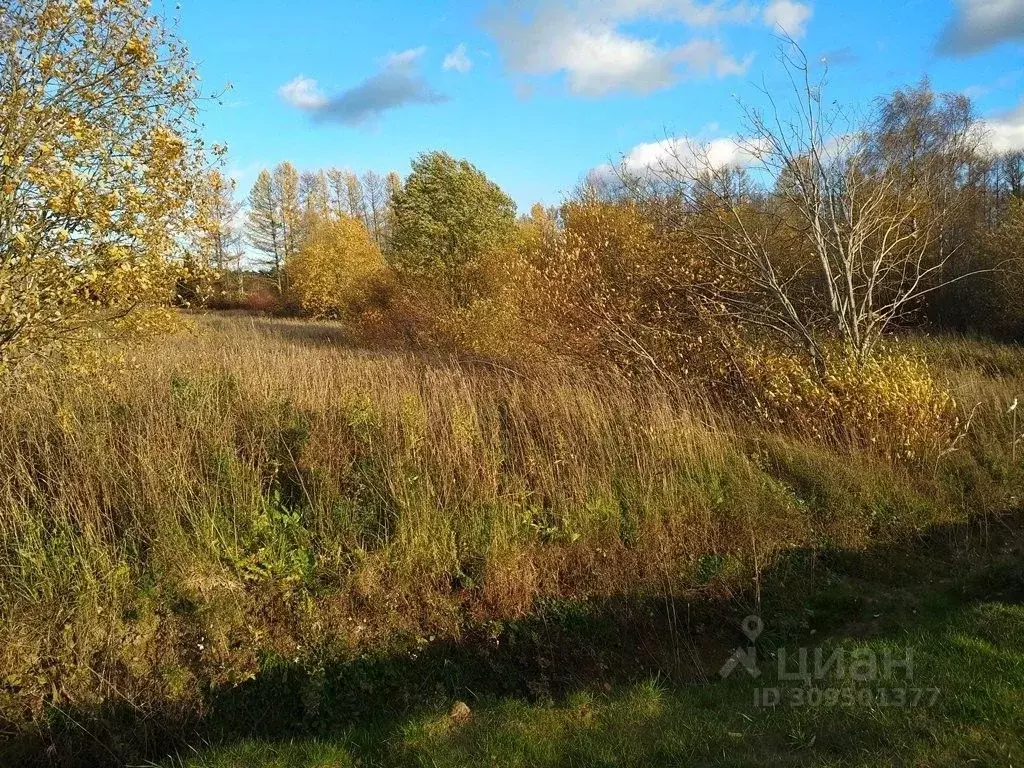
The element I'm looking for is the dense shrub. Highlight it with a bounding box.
[736,348,960,459]
[527,195,739,380]
[288,215,386,319]
[927,197,1024,342]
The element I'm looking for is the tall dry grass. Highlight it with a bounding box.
[0,314,1020,724]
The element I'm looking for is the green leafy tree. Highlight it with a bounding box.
[389,152,516,306]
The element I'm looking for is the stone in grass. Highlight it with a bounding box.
[449,701,472,724]
[425,701,473,737]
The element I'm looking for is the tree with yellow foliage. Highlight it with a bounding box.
[197,170,242,274]
[287,214,386,318]
[177,168,242,306]
[0,0,209,374]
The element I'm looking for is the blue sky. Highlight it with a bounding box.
[177,0,1024,210]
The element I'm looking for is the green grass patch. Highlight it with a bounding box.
[169,570,1024,768]
[153,514,1024,768]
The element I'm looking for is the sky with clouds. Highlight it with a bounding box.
[179,0,1024,209]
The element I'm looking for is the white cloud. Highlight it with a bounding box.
[561,29,677,95]
[278,76,328,110]
[632,135,759,174]
[939,0,1024,55]
[605,0,759,26]
[984,100,1024,153]
[590,133,762,185]
[677,39,753,76]
[387,47,428,68]
[595,105,1024,191]
[762,0,812,38]
[485,0,782,97]
[443,43,473,73]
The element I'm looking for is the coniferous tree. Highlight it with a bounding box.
[246,170,285,294]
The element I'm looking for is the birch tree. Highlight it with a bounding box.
[639,42,986,370]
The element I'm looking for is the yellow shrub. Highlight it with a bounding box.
[288,215,386,318]
[431,296,537,364]
[738,349,959,459]
[531,196,738,379]
[416,239,549,366]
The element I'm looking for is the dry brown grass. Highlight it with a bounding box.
[0,314,1021,726]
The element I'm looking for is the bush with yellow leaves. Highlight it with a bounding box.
[380,228,546,366]
[529,194,739,380]
[442,194,959,463]
[287,215,387,319]
[736,348,959,460]
[427,250,547,365]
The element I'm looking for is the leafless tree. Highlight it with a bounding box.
[362,171,390,249]
[631,41,988,371]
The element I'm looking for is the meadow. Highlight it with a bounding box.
[4,3,1024,765]
[1,313,1022,765]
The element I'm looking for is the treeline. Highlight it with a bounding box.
[200,91,1023,353]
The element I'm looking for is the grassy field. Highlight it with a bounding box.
[1,313,1022,765]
